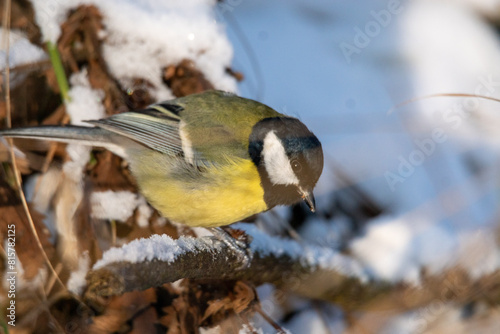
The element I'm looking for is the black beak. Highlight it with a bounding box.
[301,191,316,213]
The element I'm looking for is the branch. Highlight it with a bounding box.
[84,224,500,316]
[84,225,385,306]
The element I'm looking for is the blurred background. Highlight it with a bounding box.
[2,0,500,333]
[221,0,500,331]
[223,0,500,279]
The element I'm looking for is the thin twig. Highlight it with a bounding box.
[254,304,287,334]
[7,59,52,74]
[2,0,11,129]
[388,93,500,115]
[2,0,65,291]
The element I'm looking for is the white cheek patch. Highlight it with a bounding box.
[262,131,299,185]
[179,121,194,165]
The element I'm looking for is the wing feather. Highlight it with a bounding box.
[86,109,183,156]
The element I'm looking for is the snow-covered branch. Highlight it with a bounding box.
[84,225,379,303]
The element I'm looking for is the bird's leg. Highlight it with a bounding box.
[208,227,253,269]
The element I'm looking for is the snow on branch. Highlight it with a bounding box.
[80,223,500,315]
[84,225,380,304]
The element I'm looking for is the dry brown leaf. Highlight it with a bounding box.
[87,150,136,192]
[89,308,130,334]
[1,0,42,44]
[160,305,182,334]
[163,59,214,97]
[89,289,158,334]
[202,299,229,323]
[232,281,256,314]
[0,144,30,173]
[225,67,244,82]
[0,178,54,280]
[58,5,130,114]
[159,283,200,334]
[201,281,256,322]
[111,288,157,317]
[130,306,158,334]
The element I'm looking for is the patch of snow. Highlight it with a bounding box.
[0,28,47,70]
[237,324,263,334]
[63,70,105,181]
[349,215,421,283]
[67,70,106,124]
[23,168,62,243]
[0,28,47,87]
[154,216,167,227]
[136,195,153,228]
[299,216,352,250]
[285,306,344,334]
[90,190,139,222]
[192,226,216,238]
[350,213,500,283]
[67,251,91,294]
[0,28,47,71]
[31,0,237,100]
[254,283,284,331]
[63,144,91,182]
[93,233,220,269]
[23,167,62,214]
[236,223,368,282]
[450,0,500,18]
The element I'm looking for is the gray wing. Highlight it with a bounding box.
[86,107,183,156]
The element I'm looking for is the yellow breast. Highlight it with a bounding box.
[131,152,267,227]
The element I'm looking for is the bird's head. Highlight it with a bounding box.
[249,117,323,212]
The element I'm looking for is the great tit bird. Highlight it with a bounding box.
[1,90,323,227]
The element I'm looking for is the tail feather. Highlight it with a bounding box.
[0,125,128,158]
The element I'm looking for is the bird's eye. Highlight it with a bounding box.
[291,159,302,172]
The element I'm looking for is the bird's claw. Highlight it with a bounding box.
[208,227,253,270]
